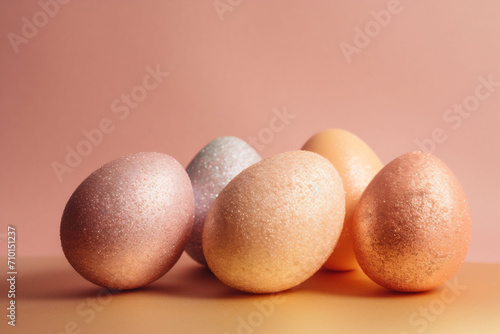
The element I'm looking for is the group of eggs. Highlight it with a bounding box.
[60,129,471,294]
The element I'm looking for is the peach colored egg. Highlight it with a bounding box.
[203,151,345,294]
[302,129,383,271]
[352,151,471,292]
[60,152,194,290]
[185,136,261,265]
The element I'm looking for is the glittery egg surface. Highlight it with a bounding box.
[60,152,194,290]
[302,128,383,271]
[352,151,471,292]
[185,137,261,265]
[203,150,345,294]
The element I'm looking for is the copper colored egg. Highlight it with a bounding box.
[203,151,345,294]
[185,137,261,265]
[352,151,471,292]
[60,152,194,290]
[302,129,383,271]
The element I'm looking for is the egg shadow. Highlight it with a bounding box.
[299,268,433,298]
[18,263,103,300]
[142,263,253,300]
[16,256,252,301]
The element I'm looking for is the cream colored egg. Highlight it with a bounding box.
[203,150,345,294]
[302,129,383,271]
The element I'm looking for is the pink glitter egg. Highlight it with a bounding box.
[60,152,194,290]
[185,137,261,265]
[353,151,471,292]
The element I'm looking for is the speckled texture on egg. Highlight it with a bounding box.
[185,137,261,265]
[352,151,471,292]
[60,152,194,290]
[302,129,383,271]
[203,150,345,294]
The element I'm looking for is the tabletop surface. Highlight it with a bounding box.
[2,256,499,334]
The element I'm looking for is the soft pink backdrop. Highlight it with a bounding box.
[1,0,498,261]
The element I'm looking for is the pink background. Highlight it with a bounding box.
[1,0,498,261]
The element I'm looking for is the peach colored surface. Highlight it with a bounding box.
[1,256,499,334]
[0,1,499,262]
